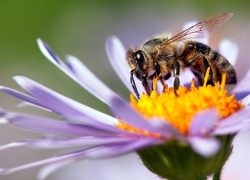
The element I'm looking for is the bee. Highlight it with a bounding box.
[127,13,236,99]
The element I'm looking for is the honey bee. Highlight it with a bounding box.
[127,13,236,99]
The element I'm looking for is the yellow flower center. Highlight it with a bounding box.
[117,68,243,136]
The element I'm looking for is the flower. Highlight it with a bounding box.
[0,22,250,180]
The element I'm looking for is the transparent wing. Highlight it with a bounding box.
[164,13,233,44]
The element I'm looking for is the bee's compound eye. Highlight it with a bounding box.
[133,50,144,63]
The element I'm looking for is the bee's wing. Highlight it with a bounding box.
[163,13,233,44]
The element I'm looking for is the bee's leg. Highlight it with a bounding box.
[173,61,180,96]
[186,53,201,65]
[148,70,171,81]
[161,72,171,92]
[142,75,151,96]
[154,61,166,87]
[130,70,140,99]
[163,72,171,80]
[148,72,156,91]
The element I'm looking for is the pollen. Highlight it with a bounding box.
[117,68,243,136]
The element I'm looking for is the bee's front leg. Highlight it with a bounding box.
[130,70,140,99]
[142,75,151,97]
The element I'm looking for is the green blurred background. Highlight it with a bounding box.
[0,0,250,179]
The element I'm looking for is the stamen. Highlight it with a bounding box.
[118,68,242,136]
[203,67,210,87]
[191,78,195,88]
[153,77,158,91]
[220,73,226,91]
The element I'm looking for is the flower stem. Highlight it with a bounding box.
[213,167,222,180]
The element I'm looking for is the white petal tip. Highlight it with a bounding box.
[218,39,239,66]
[0,168,8,175]
[0,118,8,124]
[106,36,119,43]
[189,137,220,157]
[105,36,123,51]
[36,39,60,64]
[37,38,47,55]
[12,75,20,81]
[65,54,74,59]
[65,54,78,63]
[106,36,119,53]
[36,38,42,44]
[12,76,29,87]
[0,142,23,151]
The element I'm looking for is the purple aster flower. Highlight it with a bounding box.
[0,20,249,180]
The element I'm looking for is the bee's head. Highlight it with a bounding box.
[126,48,150,99]
[126,48,148,81]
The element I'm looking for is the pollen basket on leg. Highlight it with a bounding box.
[118,69,242,136]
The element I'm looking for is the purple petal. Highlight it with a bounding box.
[149,118,185,140]
[182,20,209,44]
[0,138,158,176]
[106,36,144,96]
[16,101,52,111]
[212,121,250,135]
[13,76,119,126]
[22,136,136,149]
[1,82,148,136]
[109,96,166,134]
[0,142,25,151]
[37,158,78,180]
[242,94,250,106]
[1,85,123,133]
[66,56,153,136]
[1,110,115,136]
[211,108,250,135]
[37,39,69,68]
[232,70,250,100]
[65,55,154,134]
[36,137,160,180]
[66,55,122,105]
[215,108,250,128]
[37,39,74,75]
[38,39,122,107]
[0,146,96,175]
[217,39,239,67]
[0,86,48,110]
[189,109,220,136]
[188,136,220,157]
[85,137,161,158]
[36,137,161,180]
